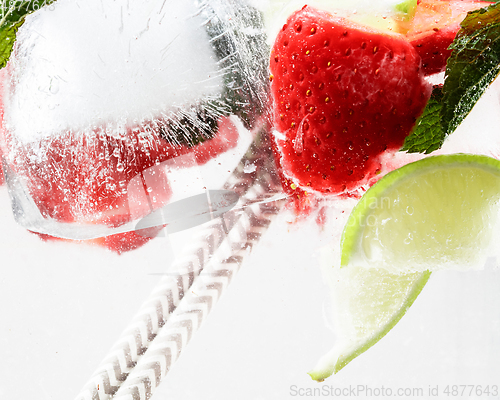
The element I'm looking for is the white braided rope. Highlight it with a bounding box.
[111,199,284,400]
[75,130,284,400]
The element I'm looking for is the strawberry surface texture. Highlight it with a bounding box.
[270,6,432,198]
[406,0,490,76]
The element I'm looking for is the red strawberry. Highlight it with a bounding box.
[1,115,238,253]
[270,6,432,200]
[405,0,491,76]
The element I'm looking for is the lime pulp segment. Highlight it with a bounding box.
[341,154,500,273]
[309,265,430,381]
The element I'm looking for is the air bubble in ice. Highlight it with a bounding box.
[243,161,257,173]
[49,79,59,94]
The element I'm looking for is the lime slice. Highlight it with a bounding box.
[309,264,430,381]
[342,154,500,273]
[310,154,500,381]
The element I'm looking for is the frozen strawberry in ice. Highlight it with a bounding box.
[269,5,432,200]
[0,0,268,252]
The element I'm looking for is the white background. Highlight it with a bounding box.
[1,181,500,400]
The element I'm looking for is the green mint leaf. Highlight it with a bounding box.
[402,1,500,154]
[402,86,445,154]
[0,0,56,69]
[0,19,21,68]
[441,1,500,135]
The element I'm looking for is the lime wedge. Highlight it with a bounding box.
[309,264,430,381]
[310,154,500,381]
[342,154,500,273]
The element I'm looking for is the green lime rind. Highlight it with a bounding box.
[308,269,431,381]
[0,0,57,69]
[330,270,430,376]
[341,153,500,267]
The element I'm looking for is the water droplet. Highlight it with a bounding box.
[404,233,413,245]
[243,161,257,173]
[293,116,309,155]
[49,80,59,94]
[406,205,414,215]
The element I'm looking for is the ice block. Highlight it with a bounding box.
[0,0,269,252]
